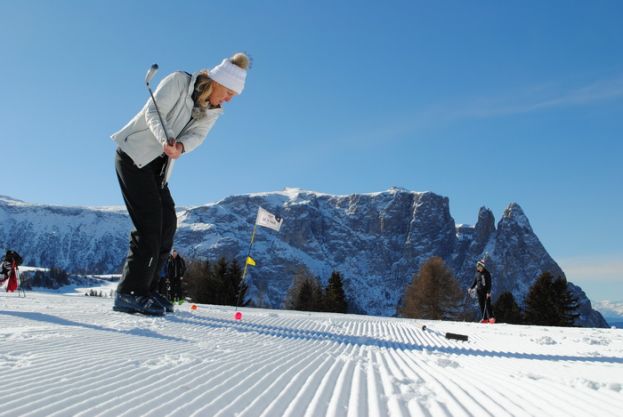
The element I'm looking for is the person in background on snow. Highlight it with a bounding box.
[111,53,250,316]
[1,250,22,281]
[469,259,495,323]
[1,250,23,293]
[166,249,186,304]
[1,258,12,282]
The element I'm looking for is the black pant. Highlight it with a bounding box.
[478,291,494,319]
[115,149,177,296]
[170,276,182,300]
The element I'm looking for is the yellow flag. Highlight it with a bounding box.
[246,256,256,266]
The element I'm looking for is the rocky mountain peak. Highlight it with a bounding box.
[0,190,607,327]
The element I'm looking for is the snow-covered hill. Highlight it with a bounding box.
[0,190,607,327]
[0,290,621,417]
[595,300,623,328]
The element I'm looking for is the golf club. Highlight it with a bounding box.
[144,64,176,188]
[421,325,469,342]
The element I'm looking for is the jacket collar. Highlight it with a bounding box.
[186,69,223,111]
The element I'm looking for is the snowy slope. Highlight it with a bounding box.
[1,290,621,417]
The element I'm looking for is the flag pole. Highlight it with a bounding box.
[235,222,257,312]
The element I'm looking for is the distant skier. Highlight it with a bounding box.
[1,250,23,292]
[469,259,495,323]
[166,249,186,303]
[1,259,11,283]
[1,250,22,279]
[110,53,250,316]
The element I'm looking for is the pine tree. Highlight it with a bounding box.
[552,276,580,326]
[399,257,463,320]
[212,257,229,304]
[285,267,324,312]
[30,267,69,289]
[524,272,579,326]
[325,271,348,313]
[184,259,213,304]
[493,291,523,324]
[524,272,557,326]
[226,258,248,307]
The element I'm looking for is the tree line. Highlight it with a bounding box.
[398,257,580,327]
[284,268,348,313]
[183,257,249,307]
[183,259,349,314]
[16,254,580,327]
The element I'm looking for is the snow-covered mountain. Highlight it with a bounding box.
[0,195,131,273]
[594,300,623,328]
[0,189,607,327]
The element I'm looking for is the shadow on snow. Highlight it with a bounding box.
[168,312,623,365]
[0,310,187,343]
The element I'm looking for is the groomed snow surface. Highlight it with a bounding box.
[1,290,621,417]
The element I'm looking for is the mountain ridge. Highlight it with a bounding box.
[0,188,607,327]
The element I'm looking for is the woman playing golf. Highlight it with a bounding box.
[111,53,249,315]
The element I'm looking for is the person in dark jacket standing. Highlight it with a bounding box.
[111,53,250,316]
[470,259,495,323]
[166,249,186,303]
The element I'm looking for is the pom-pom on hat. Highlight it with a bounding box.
[208,58,247,94]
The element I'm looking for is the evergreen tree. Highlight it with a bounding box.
[49,267,70,287]
[182,257,249,307]
[524,272,579,326]
[30,267,70,289]
[493,291,523,324]
[399,257,463,320]
[184,259,213,304]
[212,257,229,304]
[325,271,348,313]
[285,267,324,312]
[297,278,316,311]
[226,258,248,307]
[552,275,580,326]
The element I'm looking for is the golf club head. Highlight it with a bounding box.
[145,64,159,86]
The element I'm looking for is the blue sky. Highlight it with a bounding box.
[1,0,621,302]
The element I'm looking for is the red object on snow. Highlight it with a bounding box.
[6,266,18,292]
[191,304,198,310]
[234,311,242,320]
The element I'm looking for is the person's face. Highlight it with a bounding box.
[477,265,483,272]
[172,251,177,258]
[209,82,237,106]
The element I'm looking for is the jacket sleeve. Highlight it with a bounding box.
[179,257,187,276]
[470,273,477,290]
[145,72,188,145]
[177,108,222,154]
[484,270,492,293]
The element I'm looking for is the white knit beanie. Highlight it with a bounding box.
[208,58,247,94]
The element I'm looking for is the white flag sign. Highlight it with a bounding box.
[255,207,283,232]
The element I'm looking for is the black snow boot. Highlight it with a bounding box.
[152,292,174,313]
[113,292,165,316]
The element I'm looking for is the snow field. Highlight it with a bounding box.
[0,292,621,417]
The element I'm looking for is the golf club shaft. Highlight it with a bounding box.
[144,64,176,189]
[145,64,174,146]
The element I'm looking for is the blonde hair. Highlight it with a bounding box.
[193,52,250,110]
